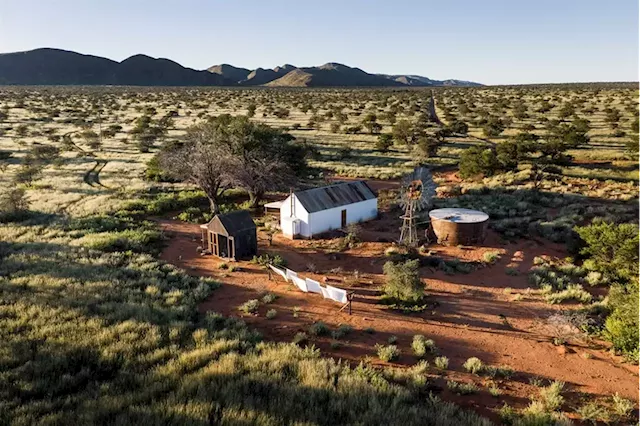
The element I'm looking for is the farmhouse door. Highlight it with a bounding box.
[341,209,347,228]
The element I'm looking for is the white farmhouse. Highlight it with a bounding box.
[275,181,378,239]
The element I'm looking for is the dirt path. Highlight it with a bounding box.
[158,216,638,420]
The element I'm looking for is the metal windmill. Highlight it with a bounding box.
[398,167,437,246]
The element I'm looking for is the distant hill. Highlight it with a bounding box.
[0,48,482,87]
[0,48,229,86]
[266,63,406,87]
[379,74,483,87]
[207,64,251,83]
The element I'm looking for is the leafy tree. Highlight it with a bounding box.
[575,222,638,283]
[630,116,639,134]
[604,108,622,129]
[246,103,257,118]
[459,146,500,179]
[80,130,100,150]
[392,119,413,144]
[382,259,425,303]
[161,116,306,211]
[482,117,505,138]
[0,187,28,220]
[130,115,167,153]
[538,124,589,162]
[15,124,29,137]
[0,150,12,172]
[362,113,381,134]
[572,117,590,134]
[446,120,469,135]
[414,136,441,160]
[495,133,538,170]
[557,103,575,120]
[375,133,393,152]
[575,222,639,360]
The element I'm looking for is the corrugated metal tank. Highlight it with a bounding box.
[429,208,489,246]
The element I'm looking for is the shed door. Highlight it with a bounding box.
[341,209,347,228]
[218,235,229,258]
[210,232,217,255]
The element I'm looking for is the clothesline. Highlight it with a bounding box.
[268,264,349,305]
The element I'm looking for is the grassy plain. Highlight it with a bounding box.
[0,84,637,425]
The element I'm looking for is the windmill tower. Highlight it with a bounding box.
[398,167,437,246]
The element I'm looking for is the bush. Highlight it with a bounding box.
[308,321,330,336]
[265,309,277,319]
[252,253,287,268]
[538,380,565,411]
[447,380,478,395]
[375,344,400,362]
[262,293,278,304]
[411,335,437,358]
[545,284,592,304]
[605,282,639,360]
[238,299,260,314]
[612,393,634,419]
[482,251,501,264]
[434,356,449,370]
[463,357,484,374]
[292,332,308,345]
[382,259,425,303]
[331,324,353,340]
[576,402,607,424]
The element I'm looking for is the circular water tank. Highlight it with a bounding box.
[429,208,489,246]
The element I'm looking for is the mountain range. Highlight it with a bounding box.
[0,48,482,87]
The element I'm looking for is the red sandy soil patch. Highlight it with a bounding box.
[157,180,638,421]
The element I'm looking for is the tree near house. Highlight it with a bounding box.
[362,113,382,134]
[160,116,307,212]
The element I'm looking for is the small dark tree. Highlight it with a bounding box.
[362,113,381,134]
[447,120,469,135]
[459,146,500,179]
[375,134,393,152]
[392,120,413,144]
[482,117,505,138]
[415,136,441,160]
[604,108,622,129]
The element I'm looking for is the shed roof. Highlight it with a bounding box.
[294,181,377,213]
[202,210,256,235]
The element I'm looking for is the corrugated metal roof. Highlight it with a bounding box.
[205,210,256,235]
[294,181,377,213]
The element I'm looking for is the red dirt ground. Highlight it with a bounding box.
[157,182,638,422]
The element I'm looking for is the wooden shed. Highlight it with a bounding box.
[200,211,257,260]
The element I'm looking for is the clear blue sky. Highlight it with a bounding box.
[0,0,637,84]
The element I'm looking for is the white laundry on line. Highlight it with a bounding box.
[305,278,323,294]
[269,264,288,281]
[285,268,298,282]
[320,286,331,299]
[325,285,348,304]
[291,275,308,292]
